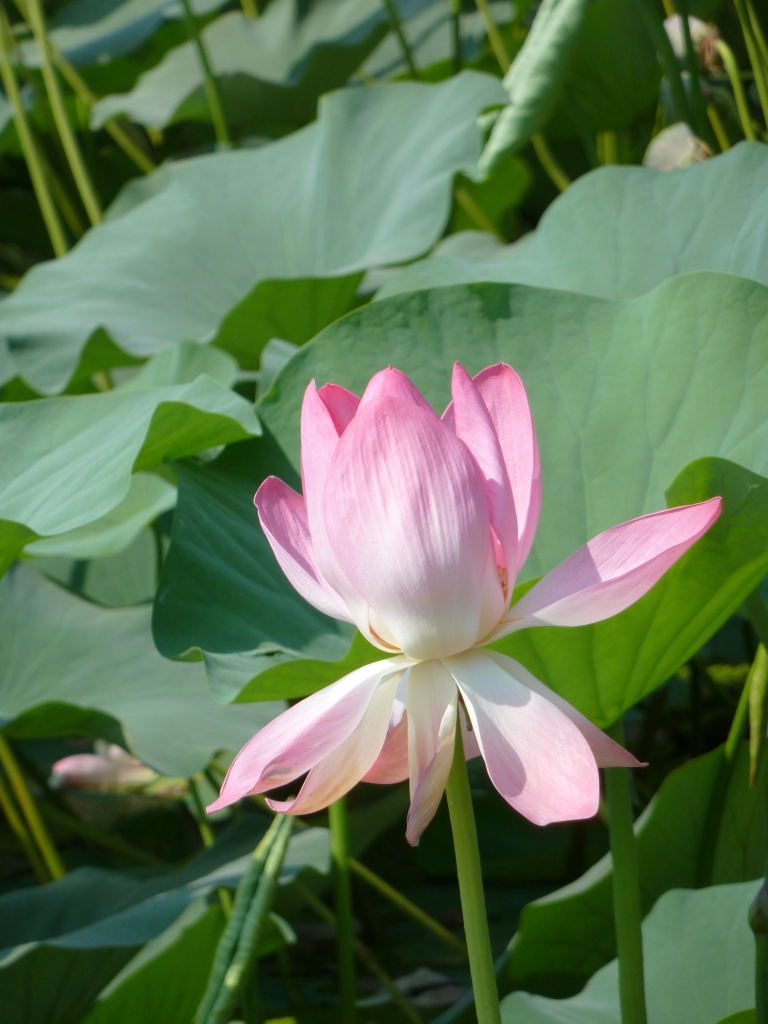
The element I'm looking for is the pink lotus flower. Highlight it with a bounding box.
[209,364,720,844]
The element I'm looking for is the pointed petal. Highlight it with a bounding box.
[450,363,517,582]
[445,650,600,825]
[444,363,540,571]
[484,651,643,768]
[324,395,494,660]
[359,366,435,415]
[405,660,458,845]
[317,383,360,434]
[268,670,403,814]
[500,498,722,634]
[207,657,404,812]
[255,476,352,621]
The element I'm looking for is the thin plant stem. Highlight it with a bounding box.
[37,148,85,238]
[747,0,768,71]
[748,645,768,785]
[12,0,156,175]
[188,775,233,915]
[196,816,284,1022]
[734,0,768,128]
[349,856,468,958]
[474,0,509,72]
[0,734,66,880]
[598,130,618,164]
[178,0,231,148]
[707,103,731,150]
[381,0,418,79]
[673,0,715,144]
[531,134,570,191]
[239,0,258,18]
[725,664,754,763]
[52,52,156,174]
[454,185,504,239]
[716,39,757,139]
[605,720,647,1024]
[189,775,216,847]
[25,0,102,224]
[294,881,422,1024]
[750,881,768,1024]
[631,0,690,124]
[204,816,295,1024]
[0,6,67,256]
[0,768,49,881]
[329,797,356,1024]
[444,726,501,1024]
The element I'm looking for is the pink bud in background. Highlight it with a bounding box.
[52,742,158,790]
[210,363,721,844]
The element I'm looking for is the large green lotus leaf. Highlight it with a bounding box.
[81,902,226,1024]
[505,742,767,997]
[0,344,257,574]
[153,435,352,662]
[479,0,591,171]
[0,817,306,1024]
[495,457,768,724]
[25,472,175,560]
[501,881,757,1023]
[90,0,394,132]
[0,72,505,395]
[545,0,659,138]
[382,143,768,300]
[0,565,282,776]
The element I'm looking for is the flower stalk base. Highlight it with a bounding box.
[445,725,502,1024]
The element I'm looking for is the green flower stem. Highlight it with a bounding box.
[0,735,66,880]
[474,0,509,73]
[196,815,284,1022]
[725,659,755,763]
[205,815,295,1024]
[329,797,357,1024]
[531,133,571,192]
[294,881,422,1024]
[605,721,647,1024]
[631,0,690,125]
[349,856,468,958]
[454,184,505,239]
[0,5,67,256]
[239,0,258,19]
[445,726,501,1024]
[0,767,49,882]
[749,881,768,1024]
[25,0,102,225]
[380,0,418,79]
[747,0,768,71]
[716,39,756,140]
[188,776,233,916]
[178,0,231,148]
[733,0,768,129]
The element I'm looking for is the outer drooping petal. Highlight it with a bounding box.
[324,394,496,660]
[363,673,409,784]
[483,651,642,768]
[444,363,540,572]
[268,669,403,815]
[207,657,405,812]
[405,660,458,845]
[445,650,600,825]
[449,363,517,586]
[255,476,352,621]
[497,498,722,636]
